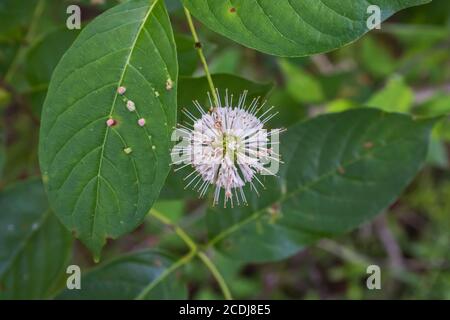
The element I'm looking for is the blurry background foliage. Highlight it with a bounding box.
[0,0,449,299]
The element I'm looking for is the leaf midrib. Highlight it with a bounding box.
[90,0,159,240]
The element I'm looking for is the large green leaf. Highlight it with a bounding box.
[39,0,178,259]
[58,250,187,299]
[183,0,431,57]
[0,179,72,299]
[206,109,434,262]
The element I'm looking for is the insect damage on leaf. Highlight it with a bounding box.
[138,118,146,127]
[106,118,116,127]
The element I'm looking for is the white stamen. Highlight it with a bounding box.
[171,90,282,207]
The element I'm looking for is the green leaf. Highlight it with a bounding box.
[381,23,450,48]
[326,98,357,113]
[0,179,72,299]
[175,34,215,76]
[415,93,450,118]
[182,0,431,57]
[24,27,80,116]
[0,0,38,42]
[359,35,396,78]
[209,49,242,74]
[38,0,178,259]
[426,137,448,169]
[152,200,185,222]
[206,109,434,262]
[178,73,273,108]
[279,59,324,103]
[265,88,307,128]
[366,75,414,113]
[58,250,187,299]
[160,73,273,200]
[2,114,39,184]
[25,27,79,87]
[176,34,199,76]
[414,93,450,142]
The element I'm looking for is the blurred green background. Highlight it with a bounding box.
[1,0,449,299]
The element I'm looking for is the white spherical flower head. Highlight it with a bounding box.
[172,90,283,207]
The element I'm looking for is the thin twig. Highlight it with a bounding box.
[148,209,233,300]
[183,7,219,107]
[198,251,233,300]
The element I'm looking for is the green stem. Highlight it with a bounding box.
[197,251,233,300]
[4,0,45,83]
[149,208,197,251]
[148,209,233,300]
[183,6,219,107]
[135,251,196,300]
[206,210,261,247]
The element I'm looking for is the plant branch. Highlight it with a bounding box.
[197,251,233,300]
[183,7,219,107]
[135,251,195,300]
[149,208,197,251]
[148,209,232,300]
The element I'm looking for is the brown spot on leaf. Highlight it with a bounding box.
[229,7,236,13]
[364,141,374,149]
[338,166,345,174]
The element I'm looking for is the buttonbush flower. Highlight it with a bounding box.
[172,90,283,207]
